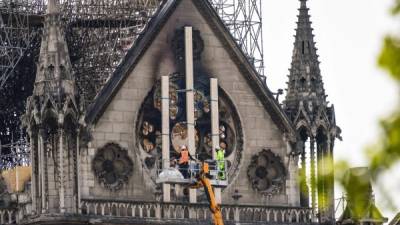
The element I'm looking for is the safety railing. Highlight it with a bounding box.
[156,159,228,187]
[80,198,316,224]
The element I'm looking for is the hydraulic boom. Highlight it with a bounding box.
[190,162,224,225]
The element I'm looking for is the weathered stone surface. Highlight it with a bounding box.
[16,0,343,224]
[50,0,284,217]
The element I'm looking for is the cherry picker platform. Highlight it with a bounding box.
[156,160,228,187]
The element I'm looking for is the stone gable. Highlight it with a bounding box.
[82,0,299,206]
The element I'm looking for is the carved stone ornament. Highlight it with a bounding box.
[247,149,286,194]
[92,143,133,191]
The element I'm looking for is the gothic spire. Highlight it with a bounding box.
[33,0,76,98]
[23,0,82,215]
[283,0,326,116]
[283,2,341,223]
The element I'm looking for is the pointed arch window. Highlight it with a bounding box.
[60,65,67,80]
[300,77,306,91]
[311,77,317,89]
[45,64,55,80]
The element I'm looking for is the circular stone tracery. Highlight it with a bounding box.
[92,143,133,191]
[247,149,286,194]
[136,73,243,185]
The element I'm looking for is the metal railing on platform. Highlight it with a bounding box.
[156,159,228,187]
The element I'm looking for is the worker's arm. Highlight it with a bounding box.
[188,152,195,160]
[190,180,203,189]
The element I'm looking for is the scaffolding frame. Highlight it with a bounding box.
[210,0,264,78]
[0,0,265,168]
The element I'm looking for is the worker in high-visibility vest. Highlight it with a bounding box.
[216,144,226,180]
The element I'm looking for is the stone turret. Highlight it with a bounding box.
[23,0,81,215]
[283,0,341,224]
[33,0,76,98]
[284,0,326,114]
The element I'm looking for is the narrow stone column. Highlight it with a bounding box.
[58,128,65,213]
[285,135,299,206]
[324,137,334,222]
[317,137,330,220]
[317,140,324,216]
[38,128,46,213]
[329,138,335,221]
[300,140,309,207]
[310,137,316,210]
[29,130,37,214]
[76,128,81,213]
[234,207,240,222]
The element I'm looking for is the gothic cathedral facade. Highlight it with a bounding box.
[21,0,341,224]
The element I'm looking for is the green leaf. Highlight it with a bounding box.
[378,37,400,81]
[391,0,400,15]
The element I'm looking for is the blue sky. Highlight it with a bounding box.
[262,0,399,221]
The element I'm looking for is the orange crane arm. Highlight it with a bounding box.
[191,163,224,225]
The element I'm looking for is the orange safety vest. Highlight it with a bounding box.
[179,150,189,164]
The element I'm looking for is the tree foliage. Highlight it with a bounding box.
[368,0,400,179]
[334,0,400,220]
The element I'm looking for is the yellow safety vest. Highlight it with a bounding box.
[216,149,225,161]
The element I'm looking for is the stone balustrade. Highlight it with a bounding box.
[0,192,31,224]
[0,208,18,224]
[81,198,316,224]
[0,199,316,224]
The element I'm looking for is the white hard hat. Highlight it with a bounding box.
[180,145,187,150]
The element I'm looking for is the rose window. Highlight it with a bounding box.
[136,73,243,185]
[92,143,133,191]
[247,149,286,194]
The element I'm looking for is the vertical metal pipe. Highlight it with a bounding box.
[161,75,171,202]
[184,26,197,204]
